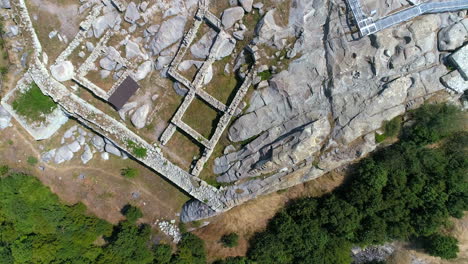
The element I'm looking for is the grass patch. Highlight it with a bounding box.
[258,70,272,81]
[204,64,244,105]
[164,130,204,171]
[182,98,221,139]
[121,167,139,179]
[12,82,57,121]
[26,156,38,166]
[127,140,147,158]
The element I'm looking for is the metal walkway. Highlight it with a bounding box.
[347,0,468,37]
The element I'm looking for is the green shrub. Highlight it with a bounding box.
[221,233,239,248]
[26,156,38,166]
[383,116,402,138]
[127,140,147,158]
[12,83,57,120]
[258,70,272,81]
[120,167,139,179]
[0,165,9,175]
[423,234,459,259]
[121,204,143,223]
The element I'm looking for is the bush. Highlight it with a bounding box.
[0,165,9,176]
[423,234,459,259]
[383,116,402,138]
[26,156,38,166]
[221,233,239,248]
[121,167,139,179]
[121,204,143,223]
[127,140,147,158]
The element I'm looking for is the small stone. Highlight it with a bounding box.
[78,51,86,58]
[48,30,57,39]
[101,152,109,160]
[54,146,74,164]
[139,1,148,12]
[92,135,105,151]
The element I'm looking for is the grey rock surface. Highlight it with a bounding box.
[92,135,105,152]
[134,61,152,81]
[54,146,74,164]
[50,61,74,82]
[124,2,141,24]
[180,199,217,223]
[239,0,253,12]
[0,0,11,9]
[150,15,187,55]
[131,104,151,129]
[0,106,12,130]
[438,18,468,51]
[81,144,93,164]
[221,7,245,29]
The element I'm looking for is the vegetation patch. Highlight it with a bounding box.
[121,167,139,179]
[127,140,148,158]
[375,116,403,143]
[12,82,57,121]
[0,171,207,264]
[220,233,239,248]
[182,98,221,139]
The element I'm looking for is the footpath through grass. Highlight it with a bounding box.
[12,82,57,121]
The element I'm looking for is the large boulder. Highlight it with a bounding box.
[131,104,151,129]
[0,0,11,9]
[125,40,143,59]
[190,30,217,59]
[81,144,93,164]
[441,70,468,94]
[124,2,141,24]
[54,146,74,164]
[221,7,245,29]
[93,11,120,38]
[50,61,74,82]
[239,0,253,12]
[180,200,217,223]
[0,105,11,130]
[99,57,117,71]
[150,16,187,55]
[438,19,468,51]
[134,61,152,81]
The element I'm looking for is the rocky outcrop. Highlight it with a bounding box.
[180,199,217,223]
[438,18,468,51]
[131,104,151,129]
[221,7,244,29]
[50,61,74,82]
[150,15,187,55]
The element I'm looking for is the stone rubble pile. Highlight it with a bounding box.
[156,220,181,243]
[41,125,128,165]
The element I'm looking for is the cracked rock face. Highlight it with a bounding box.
[214,0,466,187]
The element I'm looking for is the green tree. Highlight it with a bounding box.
[171,233,206,264]
[423,234,459,259]
[121,204,143,223]
[153,244,172,264]
[220,233,239,248]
